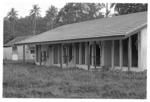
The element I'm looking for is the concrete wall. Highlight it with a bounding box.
[104,40,112,67]
[140,27,147,70]
[3,47,12,60]
[3,45,34,61]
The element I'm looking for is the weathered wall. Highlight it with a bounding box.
[3,47,12,60]
[17,45,23,60]
[35,44,54,66]
[104,40,112,67]
[17,45,34,61]
[3,45,34,61]
[140,27,147,70]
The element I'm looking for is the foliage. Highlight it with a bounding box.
[56,3,104,26]
[115,3,147,15]
[44,5,58,30]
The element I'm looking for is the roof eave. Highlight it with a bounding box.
[15,35,125,45]
[125,23,147,38]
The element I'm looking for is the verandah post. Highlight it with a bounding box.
[87,42,90,70]
[23,45,25,63]
[111,40,114,69]
[60,44,63,68]
[101,41,104,67]
[128,37,132,71]
[79,42,82,65]
[94,41,96,69]
[138,32,141,69]
[39,45,42,65]
[119,39,123,70]
[72,43,76,67]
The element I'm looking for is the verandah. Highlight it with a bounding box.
[35,33,139,71]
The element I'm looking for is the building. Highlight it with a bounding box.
[4,36,35,62]
[16,12,147,71]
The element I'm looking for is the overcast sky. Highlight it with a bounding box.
[2,0,147,18]
[3,0,67,17]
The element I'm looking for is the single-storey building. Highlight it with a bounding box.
[4,36,35,62]
[15,12,147,71]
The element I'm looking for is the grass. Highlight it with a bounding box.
[3,60,147,98]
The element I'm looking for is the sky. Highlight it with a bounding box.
[2,0,148,18]
[3,0,68,18]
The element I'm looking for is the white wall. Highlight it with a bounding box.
[3,47,12,60]
[3,45,34,61]
[140,27,147,70]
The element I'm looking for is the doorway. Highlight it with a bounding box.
[96,44,100,66]
[63,44,72,64]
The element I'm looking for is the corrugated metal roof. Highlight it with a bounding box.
[4,35,33,47]
[16,12,147,45]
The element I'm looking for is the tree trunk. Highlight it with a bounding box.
[33,15,36,35]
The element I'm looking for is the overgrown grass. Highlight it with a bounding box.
[3,61,146,98]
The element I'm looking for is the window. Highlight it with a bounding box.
[12,46,17,52]
[30,49,35,54]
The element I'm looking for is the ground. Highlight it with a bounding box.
[3,60,146,98]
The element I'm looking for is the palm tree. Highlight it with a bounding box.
[30,5,40,35]
[7,8,18,36]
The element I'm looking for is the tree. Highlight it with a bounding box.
[45,5,58,30]
[30,4,40,35]
[56,3,104,26]
[7,8,18,37]
[115,3,147,15]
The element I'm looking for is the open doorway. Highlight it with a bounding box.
[96,44,100,66]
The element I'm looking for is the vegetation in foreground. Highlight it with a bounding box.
[3,61,146,98]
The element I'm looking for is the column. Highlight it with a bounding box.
[119,40,123,69]
[60,44,63,68]
[72,43,76,66]
[101,41,104,67]
[51,46,54,65]
[111,40,114,69]
[91,43,94,66]
[128,37,132,71]
[98,41,101,66]
[93,42,96,69]
[23,45,25,63]
[138,32,141,68]
[79,42,82,64]
[87,42,90,70]
[35,45,38,62]
[85,42,88,65]
[39,45,42,65]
